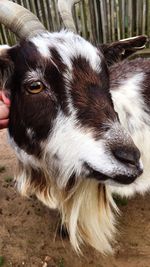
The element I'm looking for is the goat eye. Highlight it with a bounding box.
[27,81,45,94]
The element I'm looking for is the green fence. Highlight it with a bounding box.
[0,0,150,46]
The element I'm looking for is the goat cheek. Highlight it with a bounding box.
[22,102,56,139]
[8,95,57,157]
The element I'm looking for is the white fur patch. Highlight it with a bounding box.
[8,136,40,169]
[24,69,45,83]
[31,35,51,58]
[30,31,102,73]
[120,36,141,41]
[111,73,146,133]
[26,128,35,139]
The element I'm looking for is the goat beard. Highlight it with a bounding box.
[15,162,118,254]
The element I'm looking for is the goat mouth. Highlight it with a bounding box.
[86,164,143,185]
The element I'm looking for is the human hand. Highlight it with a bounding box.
[0,91,11,129]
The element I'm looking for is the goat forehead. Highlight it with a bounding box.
[30,31,102,73]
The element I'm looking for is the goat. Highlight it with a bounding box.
[0,0,149,254]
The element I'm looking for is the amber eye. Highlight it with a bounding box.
[27,81,45,94]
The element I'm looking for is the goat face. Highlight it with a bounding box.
[1,32,143,189]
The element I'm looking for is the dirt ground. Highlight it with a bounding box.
[0,130,150,267]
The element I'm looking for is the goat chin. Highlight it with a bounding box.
[15,164,118,254]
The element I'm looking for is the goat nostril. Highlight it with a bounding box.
[113,147,140,166]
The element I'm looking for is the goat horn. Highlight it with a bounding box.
[58,0,80,33]
[0,0,47,39]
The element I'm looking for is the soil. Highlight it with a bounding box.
[0,130,150,267]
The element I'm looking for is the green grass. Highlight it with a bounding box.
[57,258,65,267]
[113,194,128,206]
[0,256,4,266]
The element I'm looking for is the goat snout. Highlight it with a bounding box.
[101,122,144,185]
[111,145,143,184]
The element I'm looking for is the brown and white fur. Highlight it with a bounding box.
[0,29,149,254]
[110,58,150,197]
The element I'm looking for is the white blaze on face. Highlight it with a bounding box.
[31,31,102,73]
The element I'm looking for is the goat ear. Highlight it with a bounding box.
[99,35,148,66]
[0,45,14,88]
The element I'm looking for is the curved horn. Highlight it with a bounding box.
[0,0,47,39]
[58,0,80,32]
